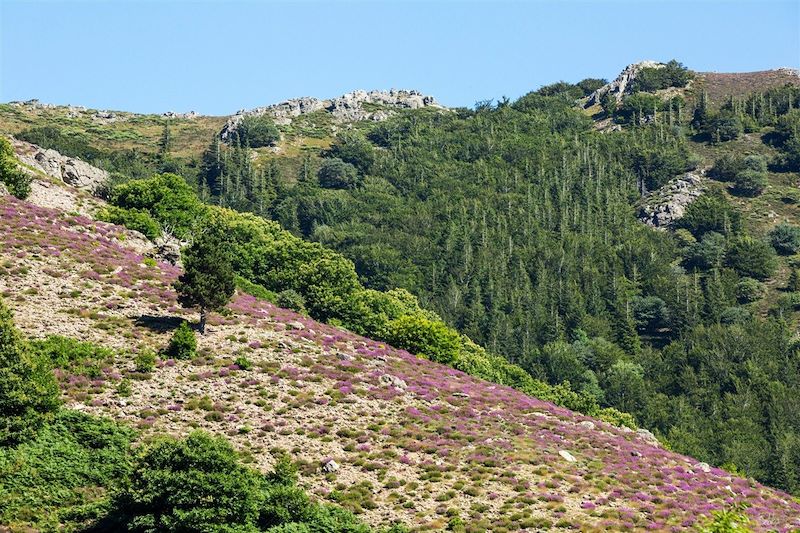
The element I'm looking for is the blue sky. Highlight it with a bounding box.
[1,0,798,115]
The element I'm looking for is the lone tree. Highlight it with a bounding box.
[174,232,235,333]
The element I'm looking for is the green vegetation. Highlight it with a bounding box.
[166,320,197,359]
[236,115,281,148]
[0,296,60,445]
[629,60,694,92]
[175,231,237,333]
[0,136,31,199]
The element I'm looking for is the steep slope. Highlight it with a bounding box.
[2,187,800,530]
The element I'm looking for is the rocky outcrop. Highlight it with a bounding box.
[220,89,442,140]
[11,138,108,195]
[637,172,706,229]
[585,61,665,107]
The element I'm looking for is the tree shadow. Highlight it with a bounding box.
[133,314,186,333]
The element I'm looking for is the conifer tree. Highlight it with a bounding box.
[174,232,236,333]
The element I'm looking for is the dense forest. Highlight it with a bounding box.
[9,62,800,498]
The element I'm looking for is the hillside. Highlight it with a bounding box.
[2,176,800,531]
[2,60,800,531]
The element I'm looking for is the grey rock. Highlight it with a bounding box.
[287,320,305,330]
[152,233,183,266]
[636,428,661,447]
[637,172,706,229]
[579,420,596,430]
[0,182,8,196]
[558,450,577,463]
[322,459,340,473]
[695,462,712,473]
[586,61,665,107]
[379,374,407,390]
[220,89,443,140]
[13,139,109,195]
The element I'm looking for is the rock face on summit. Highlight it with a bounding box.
[585,61,665,107]
[11,138,108,195]
[220,89,441,140]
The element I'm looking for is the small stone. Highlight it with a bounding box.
[287,321,305,330]
[452,392,470,398]
[559,450,577,463]
[336,351,354,361]
[322,459,340,473]
[579,421,595,430]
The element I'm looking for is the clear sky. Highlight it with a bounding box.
[1,0,798,116]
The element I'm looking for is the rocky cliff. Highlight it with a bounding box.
[220,89,442,140]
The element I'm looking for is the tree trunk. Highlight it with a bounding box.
[199,307,207,334]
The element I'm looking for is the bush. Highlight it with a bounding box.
[683,232,726,270]
[134,350,157,373]
[0,136,32,199]
[732,169,767,196]
[630,60,693,92]
[725,236,777,280]
[708,154,744,182]
[769,223,800,255]
[577,78,607,96]
[325,132,375,173]
[0,297,60,445]
[110,173,206,238]
[736,277,766,303]
[236,115,280,148]
[318,158,360,190]
[678,191,742,237]
[383,313,462,365]
[99,206,161,240]
[0,410,134,531]
[276,289,307,314]
[116,431,264,532]
[719,306,752,325]
[707,111,742,142]
[165,321,196,360]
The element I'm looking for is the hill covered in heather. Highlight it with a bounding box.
[1,175,800,531]
[2,59,800,531]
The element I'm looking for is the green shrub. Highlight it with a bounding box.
[725,237,777,280]
[165,321,196,360]
[629,60,693,92]
[769,223,800,255]
[0,297,60,445]
[116,431,264,532]
[707,111,742,142]
[98,206,161,240]
[110,173,206,239]
[733,169,767,197]
[383,313,462,365]
[318,158,360,190]
[134,350,157,373]
[234,355,252,370]
[276,289,307,314]
[0,136,32,199]
[678,191,742,237]
[0,410,134,531]
[736,277,766,303]
[236,115,280,148]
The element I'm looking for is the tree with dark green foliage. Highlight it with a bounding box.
[707,111,742,143]
[577,78,607,96]
[725,236,777,280]
[0,137,32,199]
[318,158,360,189]
[236,115,280,148]
[678,191,742,237]
[769,222,800,255]
[116,431,264,532]
[788,269,800,292]
[166,320,197,359]
[110,173,206,239]
[159,122,172,157]
[174,232,236,333]
[0,297,60,445]
[630,60,693,93]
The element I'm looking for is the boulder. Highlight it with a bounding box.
[379,374,407,390]
[637,172,706,229]
[322,459,340,473]
[586,61,665,107]
[152,233,183,266]
[13,139,109,195]
[559,450,577,463]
